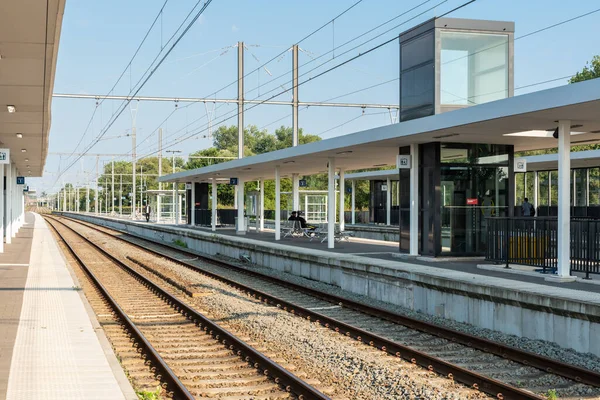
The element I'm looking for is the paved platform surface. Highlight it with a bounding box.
[2,213,133,400]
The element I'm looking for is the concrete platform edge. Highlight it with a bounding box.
[62,212,600,357]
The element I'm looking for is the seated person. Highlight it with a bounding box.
[296,211,316,231]
[288,211,298,221]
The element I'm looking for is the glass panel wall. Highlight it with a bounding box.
[538,172,549,206]
[440,31,509,106]
[550,171,559,206]
[575,169,587,206]
[439,143,511,255]
[591,168,600,206]
[400,32,434,121]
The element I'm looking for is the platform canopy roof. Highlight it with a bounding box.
[522,149,600,172]
[0,0,66,177]
[160,78,600,184]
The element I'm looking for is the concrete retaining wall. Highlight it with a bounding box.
[63,212,600,356]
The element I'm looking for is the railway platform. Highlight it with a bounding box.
[0,212,135,400]
[62,212,600,358]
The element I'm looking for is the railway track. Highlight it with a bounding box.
[53,214,600,400]
[45,216,330,400]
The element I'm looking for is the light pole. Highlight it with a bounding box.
[166,150,181,223]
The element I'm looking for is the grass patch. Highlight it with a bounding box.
[136,386,162,400]
[172,238,188,248]
[546,389,558,400]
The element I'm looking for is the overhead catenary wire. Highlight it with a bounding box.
[53,0,214,187]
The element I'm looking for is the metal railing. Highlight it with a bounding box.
[485,217,600,278]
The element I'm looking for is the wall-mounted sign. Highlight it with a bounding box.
[16,176,25,185]
[0,149,9,164]
[229,177,238,185]
[514,158,527,173]
[396,154,411,169]
[299,179,307,187]
[23,186,29,193]
[346,186,352,194]
[185,183,192,190]
[381,184,388,191]
[467,198,478,205]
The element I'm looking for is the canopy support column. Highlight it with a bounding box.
[351,180,356,225]
[547,120,576,282]
[327,158,336,249]
[191,182,196,226]
[275,166,281,240]
[211,179,217,232]
[236,178,245,235]
[386,177,391,226]
[259,179,265,232]
[410,144,419,256]
[339,169,345,232]
[174,183,179,225]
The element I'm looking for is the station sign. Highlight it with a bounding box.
[397,154,411,169]
[346,186,352,194]
[185,183,192,190]
[381,184,388,191]
[229,177,238,185]
[16,176,25,185]
[514,158,527,173]
[299,179,307,187]
[467,198,478,205]
[0,149,9,164]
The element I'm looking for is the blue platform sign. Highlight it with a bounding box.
[299,179,307,187]
[346,186,352,194]
[229,177,238,185]
[16,176,25,185]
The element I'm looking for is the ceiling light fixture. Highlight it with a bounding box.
[336,151,353,155]
[16,133,23,138]
[7,105,16,113]
[25,158,29,162]
[21,149,26,153]
[373,163,388,167]
[283,160,295,164]
[432,133,459,139]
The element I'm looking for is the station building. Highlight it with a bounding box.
[160,17,600,281]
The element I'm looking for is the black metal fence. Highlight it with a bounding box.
[486,217,600,278]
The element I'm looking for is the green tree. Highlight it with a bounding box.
[569,55,600,83]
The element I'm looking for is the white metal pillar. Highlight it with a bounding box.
[237,41,244,159]
[327,158,336,249]
[86,185,90,213]
[552,120,575,281]
[157,128,162,223]
[174,183,179,225]
[236,178,245,234]
[259,179,265,232]
[111,158,115,213]
[63,185,66,212]
[211,178,217,232]
[292,173,299,212]
[351,180,356,225]
[533,171,539,210]
[386,177,391,226]
[95,156,99,215]
[275,166,281,240]
[339,169,345,232]
[410,144,419,256]
[191,182,196,226]
[6,163,12,244]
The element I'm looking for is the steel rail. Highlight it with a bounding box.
[44,217,194,400]
[55,216,556,400]
[59,214,600,390]
[47,215,330,400]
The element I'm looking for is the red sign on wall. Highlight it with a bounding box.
[466,198,478,205]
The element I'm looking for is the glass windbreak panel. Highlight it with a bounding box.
[575,169,587,206]
[525,172,535,200]
[400,62,434,121]
[590,168,600,205]
[401,31,434,71]
[515,173,525,206]
[538,171,549,206]
[440,143,510,164]
[550,171,559,206]
[440,31,509,106]
[440,165,508,255]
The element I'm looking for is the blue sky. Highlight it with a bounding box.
[35,0,600,193]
